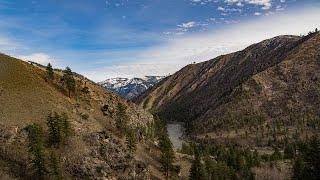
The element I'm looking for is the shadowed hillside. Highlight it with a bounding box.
[136,32,320,138]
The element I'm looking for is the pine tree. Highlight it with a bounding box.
[271,147,282,161]
[47,112,73,147]
[115,103,129,135]
[293,156,305,180]
[159,132,175,179]
[61,112,73,138]
[189,147,207,180]
[303,136,320,178]
[27,124,47,178]
[46,63,54,81]
[125,128,137,153]
[49,151,62,180]
[292,136,320,179]
[47,113,63,146]
[204,156,215,180]
[252,150,261,167]
[63,67,76,97]
[284,143,295,159]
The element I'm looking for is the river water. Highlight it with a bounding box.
[167,122,185,150]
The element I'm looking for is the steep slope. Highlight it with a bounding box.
[0,54,158,179]
[136,32,320,136]
[99,76,164,99]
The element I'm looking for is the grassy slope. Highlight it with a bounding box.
[0,54,159,179]
[0,54,70,126]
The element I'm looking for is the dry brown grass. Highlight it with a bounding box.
[0,54,157,179]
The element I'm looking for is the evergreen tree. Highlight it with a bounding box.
[293,156,305,180]
[49,151,62,180]
[252,150,261,167]
[125,128,137,153]
[204,156,215,180]
[63,67,76,97]
[115,103,129,135]
[271,147,282,161]
[284,143,295,159]
[47,112,73,147]
[27,124,47,178]
[46,63,54,81]
[303,136,320,178]
[159,132,175,179]
[61,113,73,137]
[189,147,207,180]
[153,114,166,137]
[179,142,193,155]
[215,162,236,180]
[292,136,320,179]
[47,113,63,146]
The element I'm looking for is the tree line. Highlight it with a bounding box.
[27,112,73,179]
[46,63,83,98]
[178,134,320,180]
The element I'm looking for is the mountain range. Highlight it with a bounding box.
[1,31,320,179]
[136,32,320,140]
[98,76,164,99]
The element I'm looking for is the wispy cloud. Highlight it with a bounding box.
[224,0,272,10]
[175,21,206,34]
[85,6,320,81]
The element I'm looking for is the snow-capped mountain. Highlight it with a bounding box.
[98,76,165,99]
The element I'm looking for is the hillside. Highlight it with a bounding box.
[136,32,320,140]
[0,54,162,179]
[99,76,164,99]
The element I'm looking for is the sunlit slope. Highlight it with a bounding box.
[0,53,156,179]
[0,54,72,126]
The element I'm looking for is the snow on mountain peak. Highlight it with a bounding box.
[98,76,165,99]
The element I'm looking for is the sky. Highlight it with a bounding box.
[0,0,320,82]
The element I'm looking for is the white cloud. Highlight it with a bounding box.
[217,6,226,11]
[18,53,55,65]
[190,0,214,5]
[225,0,272,10]
[218,6,242,14]
[175,21,210,34]
[177,21,197,28]
[86,6,320,81]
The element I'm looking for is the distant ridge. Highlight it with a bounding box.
[99,76,164,99]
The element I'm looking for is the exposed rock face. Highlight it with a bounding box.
[136,33,320,133]
[67,131,149,179]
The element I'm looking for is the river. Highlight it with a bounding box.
[167,122,185,150]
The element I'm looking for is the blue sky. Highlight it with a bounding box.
[0,0,320,81]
